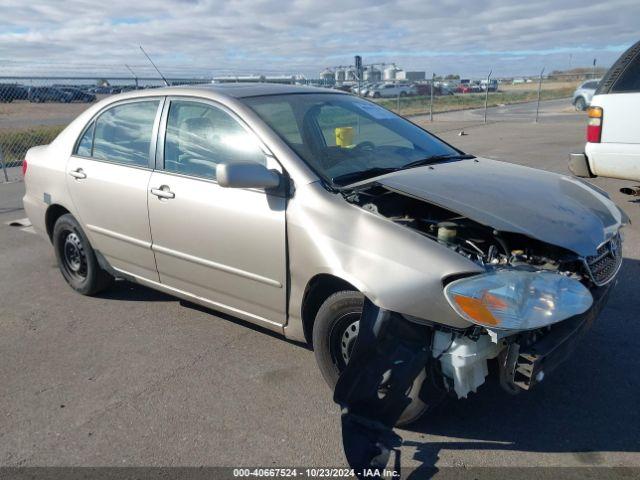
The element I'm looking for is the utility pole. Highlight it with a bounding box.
[483,69,492,124]
[592,58,597,79]
[535,67,545,123]
[355,55,362,97]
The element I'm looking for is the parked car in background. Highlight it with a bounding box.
[569,40,640,182]
[28,87,67,103]
[480,79,498,92]
[368,83,416,98]
[456,82,483,94]
[58,87,97,103]
[0,84,28,102]
[572,79,600,111]
[28,87,95,103]
[23,83,627,430]
[89,86,122,95]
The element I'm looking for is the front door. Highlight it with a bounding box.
[147,98,287,328]
[66,98,163,280]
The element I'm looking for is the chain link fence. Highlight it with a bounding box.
[0,73,595,182]
[0,76,210,181]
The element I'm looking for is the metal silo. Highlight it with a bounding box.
[346,67,357,81]
[320,68,334,81]
[335,68,346,83]
[383,65,399,82]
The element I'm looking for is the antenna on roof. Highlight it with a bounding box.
[139,45,169,86]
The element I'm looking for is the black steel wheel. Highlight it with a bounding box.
[53,214,113,295]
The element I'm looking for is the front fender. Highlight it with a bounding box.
[285,182,481,342]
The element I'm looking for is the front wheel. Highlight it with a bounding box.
[312,291,444,427]
[574,97,587,111]
[53,214,113,295]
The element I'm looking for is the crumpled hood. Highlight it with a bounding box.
[375,158,627,257]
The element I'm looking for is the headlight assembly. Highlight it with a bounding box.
[444,270,593,330]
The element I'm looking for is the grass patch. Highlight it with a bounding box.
[0,125,64,165]
[377,86,575,116]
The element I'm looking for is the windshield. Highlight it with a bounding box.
[243,93,461,186]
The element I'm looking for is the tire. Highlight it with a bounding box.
[312,291,443,426]
[575,97,587,111]
[400,91,407,97]
[53,214,113,295]
[373,92,381,98]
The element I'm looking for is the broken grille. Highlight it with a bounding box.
[584,232,623,286]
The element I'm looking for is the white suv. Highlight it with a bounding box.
[570,40,640,182]
[571,79,600,111]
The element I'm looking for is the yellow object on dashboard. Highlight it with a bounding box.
[335,127,354,147]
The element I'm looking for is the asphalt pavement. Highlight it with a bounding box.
[1,99,639,474]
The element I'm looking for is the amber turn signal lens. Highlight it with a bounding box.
[452,294,500,326]
[587,106,603,118]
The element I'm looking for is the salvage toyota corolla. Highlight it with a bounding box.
[23,84,627,427]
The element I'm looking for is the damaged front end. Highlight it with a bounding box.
[333,176,625,476]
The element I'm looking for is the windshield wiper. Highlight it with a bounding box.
[331,154,474,187]
[399,153,475,170]
[332,167,399,186]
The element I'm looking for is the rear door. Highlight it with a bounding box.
[146,98,287,329]
[589,45,640,180]
[66,98,163,280]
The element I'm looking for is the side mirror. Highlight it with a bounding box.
[216,162,281,190]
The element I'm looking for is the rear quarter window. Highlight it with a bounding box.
[75,122,94,157]
[611,56,640,93]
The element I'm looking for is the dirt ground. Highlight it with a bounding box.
[0,96,107,133]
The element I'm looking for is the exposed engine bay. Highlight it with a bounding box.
[341,183,608,399]
[332,183,619,476]
[344,184,588,281]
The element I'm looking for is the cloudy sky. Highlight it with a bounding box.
[0,0,638,78]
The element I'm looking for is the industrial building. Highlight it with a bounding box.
[320,64,426,85]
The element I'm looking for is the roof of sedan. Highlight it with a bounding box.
[169,82,343,98]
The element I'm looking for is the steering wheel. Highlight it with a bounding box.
[353,141,376,153]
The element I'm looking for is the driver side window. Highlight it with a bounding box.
[164,100,266,180]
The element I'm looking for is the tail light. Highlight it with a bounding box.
[587,106,603,143]
[22,159,28,176]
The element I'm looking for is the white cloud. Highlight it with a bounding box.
[0,0,638,77]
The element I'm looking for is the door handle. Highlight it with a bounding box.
[150,186,175,199]
[69,168,87,180]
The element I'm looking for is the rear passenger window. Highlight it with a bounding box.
[612,56,640,93]
[92,100,160,167]
[164,100,266,180]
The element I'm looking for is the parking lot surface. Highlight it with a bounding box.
[1,101,639,471]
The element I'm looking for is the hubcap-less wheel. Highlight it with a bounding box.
[62,231,87,280]
[339,319,360,365]
[329,312,361,370]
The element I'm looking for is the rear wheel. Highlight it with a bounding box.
[575,97,587,111]
[53,214,113,295]
[312,291,443,427]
